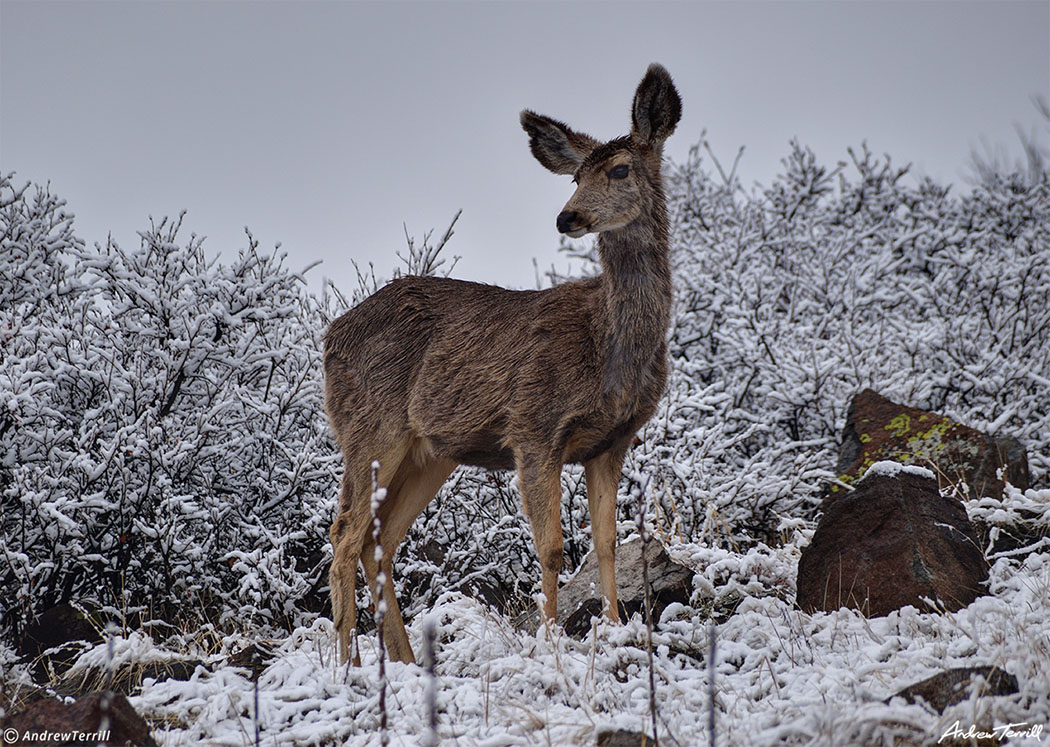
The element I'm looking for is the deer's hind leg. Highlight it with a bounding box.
[329,439,411,664]
[329,480,369,665]
[360,441,455,663]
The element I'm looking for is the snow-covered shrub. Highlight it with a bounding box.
[0,178,77,312]
[1,178,339,640]
[633,140,1050,547]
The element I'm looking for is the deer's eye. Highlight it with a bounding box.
[609,164,629,179]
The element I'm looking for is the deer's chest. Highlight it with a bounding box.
[560,362,666,464]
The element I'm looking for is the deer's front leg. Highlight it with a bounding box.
[585,449,625,622]
[517,458,564,622]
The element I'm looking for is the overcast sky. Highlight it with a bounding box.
[3,1,1048,295]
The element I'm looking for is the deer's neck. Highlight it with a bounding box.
[596,206,672,400]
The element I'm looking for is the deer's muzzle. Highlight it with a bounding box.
[556,210,588,238]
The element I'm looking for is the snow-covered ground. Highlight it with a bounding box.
[61,521,1049,745]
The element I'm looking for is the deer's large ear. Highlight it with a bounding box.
[631,64,681,146]
[520,110,599,175]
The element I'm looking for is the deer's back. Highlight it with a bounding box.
[324,274,663,470]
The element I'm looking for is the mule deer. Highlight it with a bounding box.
[325,64,681,664]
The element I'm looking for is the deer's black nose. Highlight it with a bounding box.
[556,211,579,234]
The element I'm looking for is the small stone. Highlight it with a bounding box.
[513,538,693,636]
[596,727,657,746]
[890,666,1018,712]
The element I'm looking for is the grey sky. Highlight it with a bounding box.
[3,1,1048,295]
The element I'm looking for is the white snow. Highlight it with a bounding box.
[860,460,937,482]
[118,542,1050,746]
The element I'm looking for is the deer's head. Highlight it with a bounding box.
[521,64,681,238]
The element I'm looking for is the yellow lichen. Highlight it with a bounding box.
[885,413,911,437]
[916,420,951,442]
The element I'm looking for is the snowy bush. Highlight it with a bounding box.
[1,178,339,640]
[637,140,1050,546]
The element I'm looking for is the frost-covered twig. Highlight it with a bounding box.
[370,461,389,745]
[397,209,462,280]
[422,615,438,747]
[636,482,659,747]
[253,678,260,747]
[708,623,717,747]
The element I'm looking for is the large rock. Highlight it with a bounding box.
[3,691,158,747]
[798,463,989,616]
[515,538,693,636]
[834,389,1029,500]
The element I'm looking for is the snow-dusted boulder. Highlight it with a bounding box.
[834,388,1029,500]
[797,464,988,616]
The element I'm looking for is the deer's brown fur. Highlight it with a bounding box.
[325,64,681,664]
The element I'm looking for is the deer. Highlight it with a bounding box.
[324,63,681,664]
